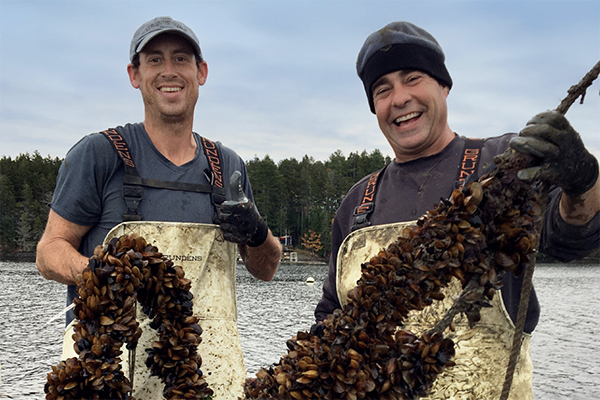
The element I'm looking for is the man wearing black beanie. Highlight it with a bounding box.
[315,21,599,399]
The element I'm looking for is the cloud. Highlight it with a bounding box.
[1,0,598,165]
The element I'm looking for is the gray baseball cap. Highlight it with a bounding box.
[130,16,202,62]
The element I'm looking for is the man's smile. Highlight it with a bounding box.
[159,86,183,93]
[394,111,422,126]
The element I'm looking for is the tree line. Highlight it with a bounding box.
[2,150,598,262]
[0,150,390,257]
[245,149,391,257]
[0,152,63,253]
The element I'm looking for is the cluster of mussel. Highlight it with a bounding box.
[45,234,213,400]
[244,151,541,400]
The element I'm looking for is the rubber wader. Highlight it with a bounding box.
[337,222,533,400]
[62,221,246,400]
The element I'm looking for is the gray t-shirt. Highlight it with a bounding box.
[51,123,253,323]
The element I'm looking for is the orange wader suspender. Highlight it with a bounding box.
[351,138,484,231]
[100,129,227,222]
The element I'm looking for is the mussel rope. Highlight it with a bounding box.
[499,188,546,400]
[499,60,600,400]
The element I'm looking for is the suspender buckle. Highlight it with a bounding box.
[351,203,374,232]
[122,185,143,221]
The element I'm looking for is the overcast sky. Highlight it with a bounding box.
[1,0,598,164]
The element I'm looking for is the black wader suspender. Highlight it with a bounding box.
[200,136,227,222]
[454,138,484,189]
[350,166,387,232]
[100,129,227,222]
[350,138,484,232]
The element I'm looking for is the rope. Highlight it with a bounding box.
[499,253,536,399]
[500,176,550,399]
[500,178,549,399]
[499,59,599,399]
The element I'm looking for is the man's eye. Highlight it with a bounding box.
[406,74,423,84]
[374,87,390,97]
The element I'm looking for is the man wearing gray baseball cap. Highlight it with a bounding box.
[37,16,281,399]
[129,16,203,63]
[314,21,599,399]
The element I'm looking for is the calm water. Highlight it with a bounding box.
[1,261,599,399]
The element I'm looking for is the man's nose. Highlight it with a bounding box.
[161,60,177,77]
[391,86,411,108]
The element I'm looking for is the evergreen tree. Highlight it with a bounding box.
[0,174,17,249]
[0,153,61,253]
[245,155,283,234]
[277,158,303,245]
[0,149,387,255]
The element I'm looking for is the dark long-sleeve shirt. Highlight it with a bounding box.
[315,133,599,333]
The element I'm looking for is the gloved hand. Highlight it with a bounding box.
[309,322,325,338]
[510,110,599,196]
[217,171,269,247]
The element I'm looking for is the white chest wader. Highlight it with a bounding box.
[337,222,533,400]
[61,221,246,400]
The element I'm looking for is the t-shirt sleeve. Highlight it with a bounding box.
[51,133,118,226]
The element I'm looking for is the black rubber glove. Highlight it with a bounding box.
[217,171,269,247]
[310,322,325,338]
[510,110,599,196]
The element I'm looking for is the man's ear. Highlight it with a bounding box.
[197,61,208,86]
[127,63,140,89]
[441,83,450,98]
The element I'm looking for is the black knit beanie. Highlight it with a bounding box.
[356,21,453,113]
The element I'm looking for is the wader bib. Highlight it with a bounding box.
[337,222,533,400]
[62,221,246,400]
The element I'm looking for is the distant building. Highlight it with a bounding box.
[279,235,292,247]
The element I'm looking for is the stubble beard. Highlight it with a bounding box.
[144,96,194,128]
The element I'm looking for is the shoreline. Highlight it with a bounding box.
[2,252,597,265]
[0,252,36,262]
[0,252,329,265]
[278,260,328,266]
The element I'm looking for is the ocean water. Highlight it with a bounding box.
[0,261,598,399]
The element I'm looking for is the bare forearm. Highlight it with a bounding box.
[241,231,281,281]
[36,210,91,285]
[559,178,600,225]
[36,237,89,285]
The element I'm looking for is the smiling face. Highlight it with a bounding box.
[372,70,455,163]
[127,33,208,126]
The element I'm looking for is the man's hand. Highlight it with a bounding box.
[510,110,599,196]
[217,171,268,247]
[310,322,325,338]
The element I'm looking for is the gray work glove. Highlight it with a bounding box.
[217,171,269,247]
[510,110,599,196]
